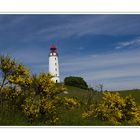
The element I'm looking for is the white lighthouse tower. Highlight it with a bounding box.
[49,44,60,83]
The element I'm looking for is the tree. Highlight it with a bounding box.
[0,55,30,90]
[96,84,104,93]
[64,76,88,89]
[0,55,30,110]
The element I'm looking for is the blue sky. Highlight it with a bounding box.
[0,14,140,90]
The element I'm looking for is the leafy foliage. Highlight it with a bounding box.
[0,55,30,88]
[22,75,80,124]
[82,92,140,125]
[64,76,88,89]
[0,55,80,125]
[0,55,30,110]
[22,97,41,122]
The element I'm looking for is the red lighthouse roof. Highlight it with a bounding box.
[50,44,57,53]
[50,44,56,50]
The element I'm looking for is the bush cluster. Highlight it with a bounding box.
[0,55,80,125]
[82,92,140,125]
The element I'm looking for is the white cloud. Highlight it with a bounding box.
[115,37,140,50]
[60,48,140,90]
[61,48,140,72]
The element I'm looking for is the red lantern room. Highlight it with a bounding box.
[49,44,58,56]
[50,44,57,53]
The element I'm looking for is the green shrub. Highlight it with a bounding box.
[64,76,88,89]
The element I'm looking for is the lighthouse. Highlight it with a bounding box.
[49,44,60,83]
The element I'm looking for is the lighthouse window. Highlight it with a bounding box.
[55,63,57,66]
[55,68,57,71]
[55,58,56,60]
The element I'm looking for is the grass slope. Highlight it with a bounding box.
[59,86,140,126]
[65,86,140,103]
[0,85,140,126]
[57,83,140,101]
[119,89,140,103]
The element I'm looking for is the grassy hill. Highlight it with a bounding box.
[64,86,140,103]
[118,89,140,103]
[58,86,140,126]
[0,85,140,126]
[61,85,100,100]
[58,86,106,126]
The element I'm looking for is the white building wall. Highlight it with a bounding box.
[49,53,60,83]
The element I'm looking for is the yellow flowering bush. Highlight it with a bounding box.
[7,64,31,86]
[22,97,41,122]
[82,92,140,125]
[82,111,93,119]
[122,96,140,125]
[0,55,16,74]
[95,92,125,124]
[39,96,62,124]
[64,97,80,109]
[0,56,30,88]
[0,55,81,125]
[30,73,65,97]
[0,56,32,111]
[21,73,80,124]
[1,87,21,100]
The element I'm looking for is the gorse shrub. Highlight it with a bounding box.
[22,97,41,123]
[82,92,140,125]
[21,73,64,124]
[96,92,125,124]
[21,73,80,124]
[0,55,30,88]
[122,96,140,125]
[63,97,80,109]
[0,55,81,125]
[0,55,30,111]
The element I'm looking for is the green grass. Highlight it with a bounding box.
[0,86,140,126]
[58,86,140,126]
[61,85,102,101]
[118,89,140,103]
[61,85,90,99]
[57,109,112,126]
[0,107,29,126]
[66,86,140,102]
[63,86,140,104]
